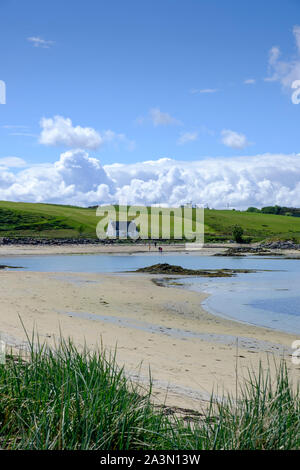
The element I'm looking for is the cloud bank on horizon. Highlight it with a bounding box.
[1,150,300,210]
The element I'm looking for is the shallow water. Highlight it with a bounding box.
[0,251,291,272]
[1,252,300,334]
[178,259,300,335]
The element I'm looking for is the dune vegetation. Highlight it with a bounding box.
[0,335,299,450]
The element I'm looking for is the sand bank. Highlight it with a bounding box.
[0,242,299,258]
[0,268,298,411]
[0,243,228,257]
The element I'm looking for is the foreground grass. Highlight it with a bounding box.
[0,338,299,450]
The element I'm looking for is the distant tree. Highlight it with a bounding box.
[261,205,282,215]
[232,225,244,243]
[261,206,275,214]
[247,207,260,213]
[275,205,281,215]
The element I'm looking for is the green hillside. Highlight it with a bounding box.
[0,201,98,239]
[204,209,300,242]
[0,201,300,242]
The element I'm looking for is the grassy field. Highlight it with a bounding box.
[0,201,98,239]
[1,200,300,242]
[0,336,299,450]
[205,209,300,243]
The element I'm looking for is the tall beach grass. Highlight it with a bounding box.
[0,335,299,450]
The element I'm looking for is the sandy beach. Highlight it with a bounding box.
[0,242,228,257]
[1,242,299,258]
[0,248,299,412]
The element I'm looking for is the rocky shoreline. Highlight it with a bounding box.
[1,237,300,252]
[0,237,101,246]
[215,240,300,256]
[0,237,178,246]
[259,240,300,250]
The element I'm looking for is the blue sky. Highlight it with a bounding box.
[1,0,300,208]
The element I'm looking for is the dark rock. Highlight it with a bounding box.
[259,240,300,250]
[214,247,273,256]
[134,263,257,277]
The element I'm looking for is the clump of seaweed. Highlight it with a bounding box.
[135,263,257,277]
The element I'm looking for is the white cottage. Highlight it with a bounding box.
[106,220,139,239]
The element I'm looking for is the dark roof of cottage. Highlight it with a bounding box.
[109,221,136,230]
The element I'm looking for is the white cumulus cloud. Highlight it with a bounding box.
[39,116,103,150]
[2,152,300,210]
[221,129,250,150]
[54,150,114,192]
[39,116,134,151]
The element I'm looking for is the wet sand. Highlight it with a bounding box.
[0,268,298,411]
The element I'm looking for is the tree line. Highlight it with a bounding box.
[246,205,300,217]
